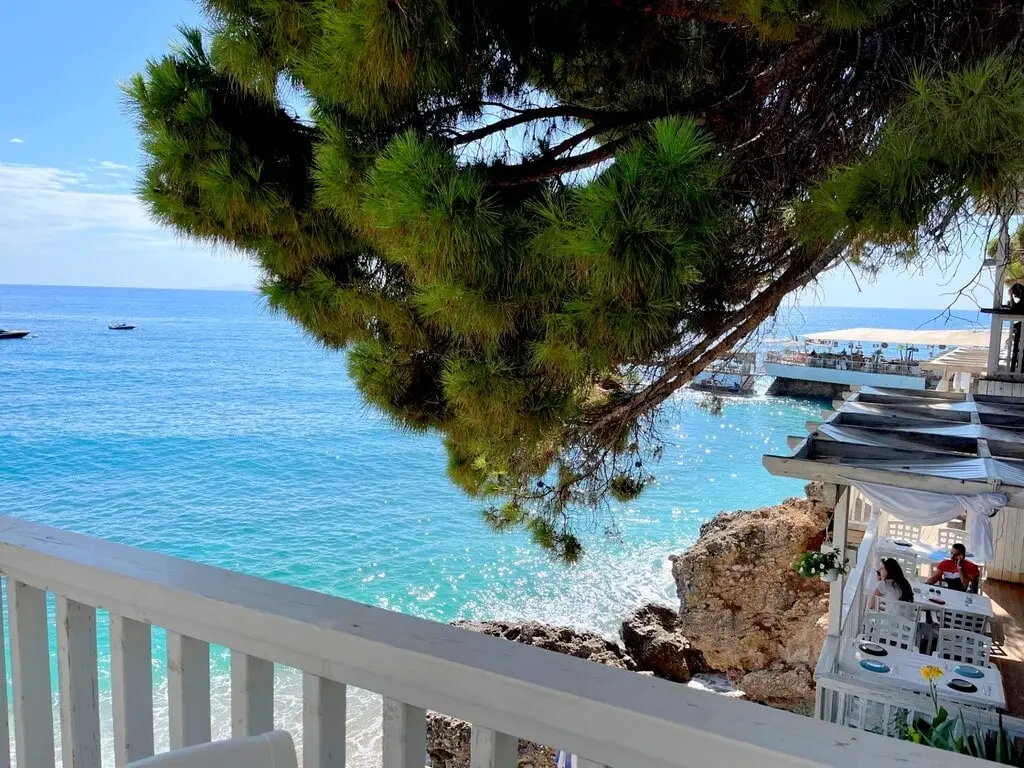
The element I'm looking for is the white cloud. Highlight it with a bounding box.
[0,163,153,237]
[9,138,24,144]
[0,161,259,289]
[98,160,131,170]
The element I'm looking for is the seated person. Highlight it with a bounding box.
[925,543,980,592]
[870,558,914,609]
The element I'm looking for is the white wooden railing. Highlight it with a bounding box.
[0,516,983,768]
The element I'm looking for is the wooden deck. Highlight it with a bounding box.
[985,579,1024,717]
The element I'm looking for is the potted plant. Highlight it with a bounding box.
[793,543,847,582]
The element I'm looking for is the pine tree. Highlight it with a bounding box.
[128,0,1024,559]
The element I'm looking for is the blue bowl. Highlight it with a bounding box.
[954,665,985,679]
[860,659,891,673]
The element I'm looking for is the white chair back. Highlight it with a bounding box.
[128,732,298,768]
[862,610,917,650]
[937,528,967,549]
[934,629,993,668]
[880,551,920,581]
[876,598,922,624]
[886,520,922,541]
[940,608,989,635]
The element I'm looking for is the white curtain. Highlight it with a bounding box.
[853,481,1007,562]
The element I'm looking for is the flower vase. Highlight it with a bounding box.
[821,568,840,583]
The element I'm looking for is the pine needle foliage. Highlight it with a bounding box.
[130,0,1024,560]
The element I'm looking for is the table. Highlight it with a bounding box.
[908,583,993,621]
[840,636,1006,710]
[877,536,986,567]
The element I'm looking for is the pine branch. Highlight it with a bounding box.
[584,238,848,440]
[446,104,672,148]
[485,134,636,186]
[611,0,739,25]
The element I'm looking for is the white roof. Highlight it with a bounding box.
[802,327,989,348]
[762,387,1024,505]
[919,346,990,374]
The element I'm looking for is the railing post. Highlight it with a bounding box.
[231,651,274,738]
[382,698,426,768]
[8,580,55,768]
[470,726,517,768]
[303,673,346,768]
[110,615,154,766]
[167,632,211,749]
[57,598,101,768]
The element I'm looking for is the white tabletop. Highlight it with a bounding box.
[877,536,986,567]
[908,583,994,619]
[841,636,1006,711]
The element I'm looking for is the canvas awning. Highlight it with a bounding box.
[763,386,1024,507]
[919,346,991,374]
[802,328,989,348]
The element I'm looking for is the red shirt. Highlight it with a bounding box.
[937,558,980,583]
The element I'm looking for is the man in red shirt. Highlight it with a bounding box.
[926,543,981,592]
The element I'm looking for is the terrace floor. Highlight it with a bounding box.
[985,579,1024,717]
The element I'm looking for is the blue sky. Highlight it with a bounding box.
[0,1,996,308]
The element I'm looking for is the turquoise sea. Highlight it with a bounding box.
[0,284,984,763]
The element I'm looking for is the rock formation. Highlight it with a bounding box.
[429,487,832,768]
[619,603,706,683]
[667,492,830,707]
[766,376,844,399]
[425,621,636,768]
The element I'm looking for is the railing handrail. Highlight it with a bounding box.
[763,351,930,377]
[0,516,970,768]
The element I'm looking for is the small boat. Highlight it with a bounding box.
[0,329,30,340]
[690,352,758,395]
[108,322,137,331]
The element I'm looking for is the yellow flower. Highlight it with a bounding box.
[921,665,944,683]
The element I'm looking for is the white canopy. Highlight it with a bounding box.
[802,327,989,348]
[853,481,1005,562]
[919,346,990,374]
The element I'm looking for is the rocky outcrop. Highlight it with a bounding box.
[425,621,636,768]
[766,376,844,399]
[452,620,637,669]
[668,494,830,707]
[620,604,706,683]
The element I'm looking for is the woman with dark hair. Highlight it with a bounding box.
[870,558,915,607]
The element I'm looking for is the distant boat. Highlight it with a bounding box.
[0,329,29,340]
[690,352,758,395]
[108,322,136,331]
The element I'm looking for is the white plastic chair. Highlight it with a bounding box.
[886,520,922,541]
[862,610,917,650]
[128,731,298,768]
[940,608,989,635]
[933,629,993,668]
[937,528,967,549]
[880,551,920,581]
[876,598,923,624]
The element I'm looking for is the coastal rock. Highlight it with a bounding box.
[426,716,553,768]
[453,619,637,669]
[669,494,830,707]
[766,377,844,399]
[620,604,706,683]
[425,621,636,768]
[736,664,816,707]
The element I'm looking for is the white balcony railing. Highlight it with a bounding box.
[0,516,981,768]
[763,351,932,379]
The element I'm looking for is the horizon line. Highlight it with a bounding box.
[0,282,987,312]
[0,282,259,294]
